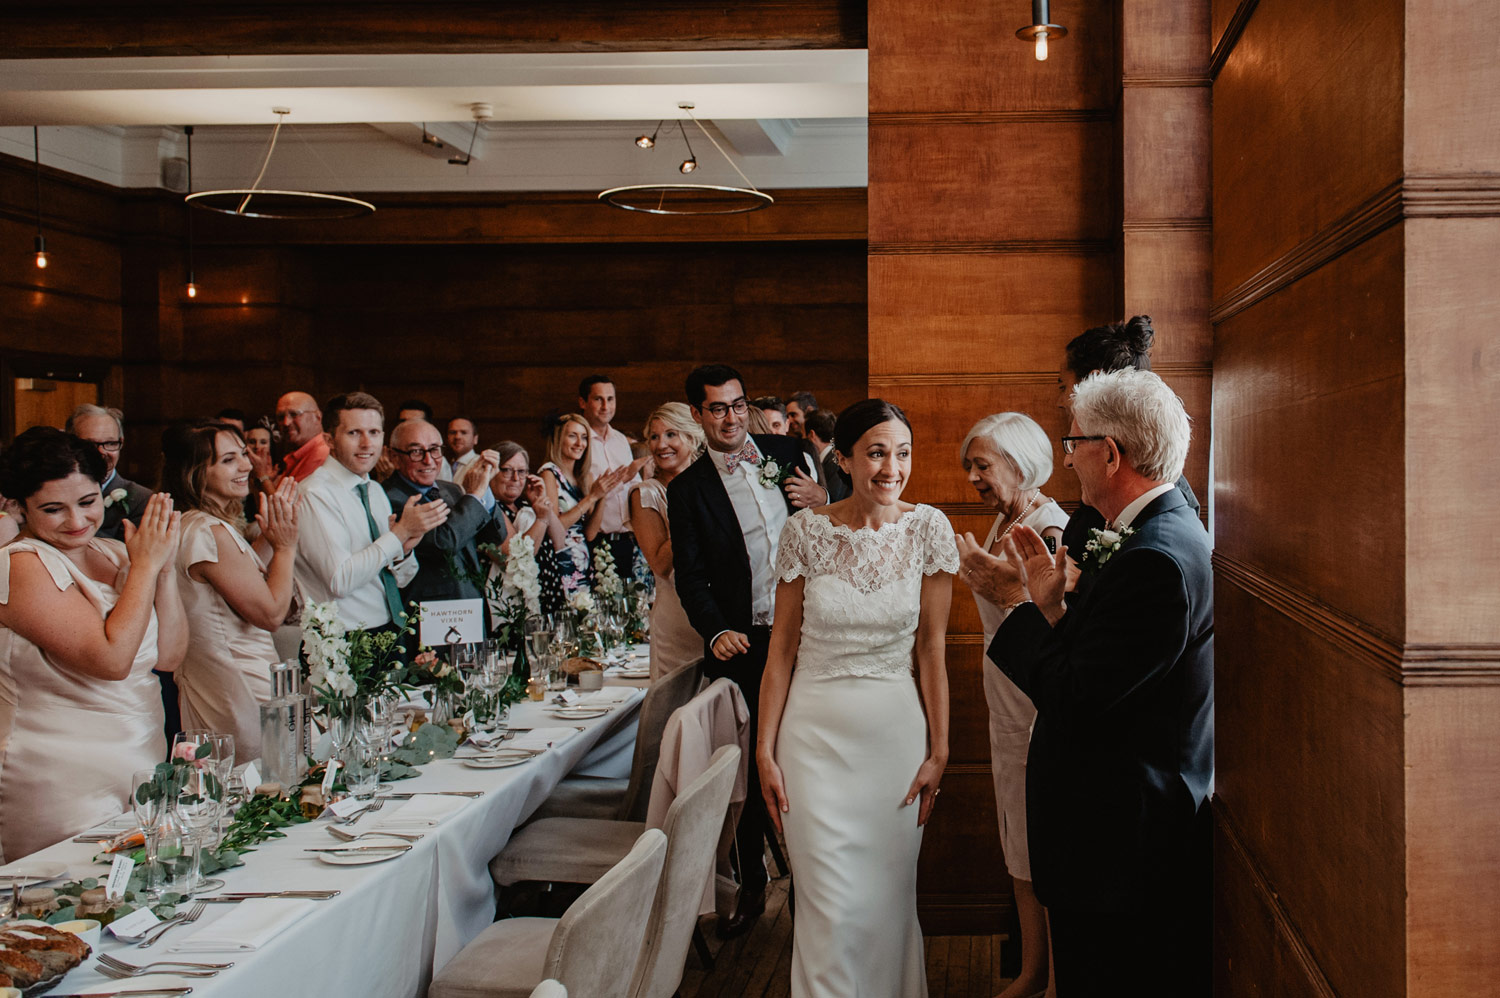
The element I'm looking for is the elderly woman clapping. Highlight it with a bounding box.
[953,412,1067,998]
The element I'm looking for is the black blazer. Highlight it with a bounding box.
[1061,473,1200,602]
[384,477,506,611]
[819,450,851,503]
[990,487,1214,911]
[97,474,153,542]
[667,434,805,661]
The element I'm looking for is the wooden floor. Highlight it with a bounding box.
[678,874,1015,998]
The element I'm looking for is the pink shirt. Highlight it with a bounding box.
[587,423,635,534]
[282,434,330,482]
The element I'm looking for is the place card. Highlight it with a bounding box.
[418,598,485,646]
[106,855,135,902]
[108,905,160,939]
[321,759,340,796]
[327,797,368,820]
[241,761,261,791]
[554,689,580,705]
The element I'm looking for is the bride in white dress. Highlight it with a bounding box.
[758,399,958,998]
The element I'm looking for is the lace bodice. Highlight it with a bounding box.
[776,504,959,678]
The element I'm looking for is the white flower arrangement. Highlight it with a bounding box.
[567,589,596,615]
[592,542,623,599]
[1081,525,1135,572]
[500,535,542,618]
[103,487,130,512]
[301,601,354,697]
[756,459,784,491]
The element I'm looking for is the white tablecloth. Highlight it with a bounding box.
[20,688,644,998]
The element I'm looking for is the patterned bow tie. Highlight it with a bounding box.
[723,443,761,473]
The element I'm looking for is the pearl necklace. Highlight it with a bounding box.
[994,491,1041,550]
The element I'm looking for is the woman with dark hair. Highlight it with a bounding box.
[162,421,299,760]
[0,427,187,861]
[1061,314,1156,396]
[757,399,958,997]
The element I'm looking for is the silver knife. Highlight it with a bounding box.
[50,990,195,997]
[380,790,484,799]
[302,845,411,853]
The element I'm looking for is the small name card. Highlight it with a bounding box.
[240,761,261,792]
[322,759,340,796]
[106,855,135,902]
[108,906,160,939]
[554,689,580,705]
[418,598,486,646]
[327,797,367,819]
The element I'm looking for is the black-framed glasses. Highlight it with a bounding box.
[701,397,750,419]
[398,445,444,461]
[87,439,123,453]
[497,467,528,478]
[1060,435,1106,455]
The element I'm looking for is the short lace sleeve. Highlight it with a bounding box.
[775,511,810,583]
[919,505,960,576]
[0,540,76,604]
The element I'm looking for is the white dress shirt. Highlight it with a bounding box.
[295,458,419,630]
[587,423,636,534]
[1113,482,1177,532]
[710,438,789,632]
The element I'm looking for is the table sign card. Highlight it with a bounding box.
[554,689,580,705]
[322,759,340,796]
[240,761,261,792]
[108,906,160,939]
[418,599,485,647]
[106,855,134,902]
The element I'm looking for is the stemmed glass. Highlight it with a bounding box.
[365,694,398,791]
[171,731,233,895]
[131,768,179,902]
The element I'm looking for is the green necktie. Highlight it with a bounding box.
[356,481,405,626]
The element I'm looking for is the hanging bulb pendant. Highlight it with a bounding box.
[1017,0,1066,62]
[33,235,47,269]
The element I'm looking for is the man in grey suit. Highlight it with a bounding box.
[66,404,153,542]
[383,419,505,631]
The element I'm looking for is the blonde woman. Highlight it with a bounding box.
[538,413,629,600]
[161,421,299,760]
[629,403,706,679]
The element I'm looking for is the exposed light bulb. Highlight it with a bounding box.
[679,158,698,175]
[186,282,198,298]
[1035,30,1049,61]
[636,135,655,149]
[34,251,48,269]
[33,235,47,269]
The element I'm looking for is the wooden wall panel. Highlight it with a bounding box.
[1211,0,1403,297]
[1122,88,1211,222]
[1121,229,1211,362]
[1212,226,1406,635]
[1404,0,1500,174]
[1214,578,1406,998]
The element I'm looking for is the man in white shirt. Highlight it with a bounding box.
[578,374,640,581]
[446,416,494,510]
[296,392,450,632]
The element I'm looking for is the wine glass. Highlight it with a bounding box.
[176,767,224,896]
[554,614,579,660]
[173,730,235,846]
[131,768,171,901]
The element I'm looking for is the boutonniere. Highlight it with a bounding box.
[756,459,790,491]
[103,487,130,513]
[1081,525,1135,572]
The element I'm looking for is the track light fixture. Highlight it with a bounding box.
[1016,0,1067,61]
[636,121,662,149]
[676,121,698,173]
[448,103,491,167]
[32,127,48,269]
[421,123,445,148]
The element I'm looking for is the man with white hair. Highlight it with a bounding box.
[989,368,1213,998]
[65,403,153,541]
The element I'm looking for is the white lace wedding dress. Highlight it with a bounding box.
[773,504,959,998]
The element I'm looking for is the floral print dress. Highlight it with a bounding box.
[538,462,592,607]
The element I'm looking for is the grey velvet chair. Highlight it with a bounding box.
[529,984,566,998]
[526,661,702,823]
[430,829,667,998]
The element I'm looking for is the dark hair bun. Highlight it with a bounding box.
[0,426,108,502]
[1123,314,1155,356]
[833,399,912,457]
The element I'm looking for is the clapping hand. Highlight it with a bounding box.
[255,484,299,552]
[522,474,548,508]
[462,450,500,497]
[783,468,826,509]
[390,494,449,553]
[587,466,632,501]
[123,492,182,577]
[953,532,1026,608]
[1002,524,1070,625]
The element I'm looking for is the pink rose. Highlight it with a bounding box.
[172,742,197,762]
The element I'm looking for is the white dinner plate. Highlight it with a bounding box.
[0,860,67,886]
[316,837,410,866]
[548,707,608,720]
[462,754,531,770]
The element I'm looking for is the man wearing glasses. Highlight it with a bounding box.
[65,403,153,542]
[274,390,330,483]
[383,419,505,630]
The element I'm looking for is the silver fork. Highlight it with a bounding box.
[96,954,233,973]
[97,961,220,980]
[333,798,387,825]
[327,825,421,843]
[139,899,207,948]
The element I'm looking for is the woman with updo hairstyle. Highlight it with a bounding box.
[0,426,187,861]
[629,402,706,680]
[757,398,958,996]
[1061,313,1156,397]
[161,421,300,760]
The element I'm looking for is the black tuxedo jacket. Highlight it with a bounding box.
[819,450,851,503]
[384,477,506,611]
[667,434,804,663]
[991,487,1214,911]
[97,474,154,542]
[1061,473,1200,603]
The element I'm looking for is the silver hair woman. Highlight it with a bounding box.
[958,411,1068,998]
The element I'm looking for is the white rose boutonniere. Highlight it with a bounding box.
[103,487,130,513]
[756,459,786,491]
[1081,525,1135,572]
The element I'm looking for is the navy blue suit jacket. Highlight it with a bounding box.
[990,487,1213,911]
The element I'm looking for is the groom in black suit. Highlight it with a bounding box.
[990,368,1213,998]
[669,363,827,938]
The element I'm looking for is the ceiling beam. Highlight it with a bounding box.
[0,1,868,59]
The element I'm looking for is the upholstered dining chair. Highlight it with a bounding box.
[529,983,566,998]
[430,829,667,998]
[527,661,702,822]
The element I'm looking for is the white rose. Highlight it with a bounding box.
[1098,530,1122,547]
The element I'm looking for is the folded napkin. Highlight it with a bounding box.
[370,794,469,830]
[582,688,635,705]
[168,897,315,953]
[506,727,578,752]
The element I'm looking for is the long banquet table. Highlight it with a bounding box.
[20,687,645,998]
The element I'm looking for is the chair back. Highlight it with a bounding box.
[628,744,740,998]
[617,661,702,821]
[529,982,567,998]
[543,828,667,998]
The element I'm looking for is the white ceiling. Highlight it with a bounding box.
[0,50,869,191]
